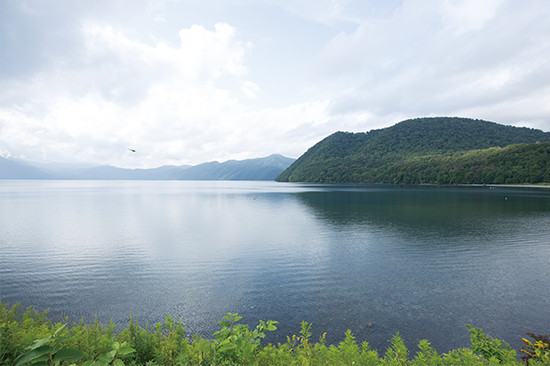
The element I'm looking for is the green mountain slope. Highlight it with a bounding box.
[369,142,550,184]
[276,117,550,184]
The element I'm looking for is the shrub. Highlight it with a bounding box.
[467,324,517,364]
[0,303,54,365]
[520,332,550,365]
[213,312,278,364]
[13,324,84,366]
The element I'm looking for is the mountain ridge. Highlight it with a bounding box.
[276,117,550,184]
[1,154,294,181]
[178,154,295,180]
[0,157,53,179]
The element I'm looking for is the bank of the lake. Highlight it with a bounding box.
[3,300,545,365]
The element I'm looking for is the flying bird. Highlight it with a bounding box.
[128,148,136,152]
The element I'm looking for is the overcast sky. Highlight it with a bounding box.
[1,0,550,168]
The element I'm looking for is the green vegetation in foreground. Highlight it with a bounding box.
[276,117,550,184]
[2,302,549,365]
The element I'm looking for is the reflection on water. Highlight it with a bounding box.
[293,185,550,349]
[1,181,549,352]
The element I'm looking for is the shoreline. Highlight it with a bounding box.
[456,183,550,189]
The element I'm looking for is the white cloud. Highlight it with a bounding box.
[0,17,334,167]
[0,21,272,167]
[441,0,502,34]
[277,0,355,25]
[314,0,550,130]
[177,23,249,79]
[2,0,550,168]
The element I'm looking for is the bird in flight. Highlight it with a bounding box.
[128,148,136,152]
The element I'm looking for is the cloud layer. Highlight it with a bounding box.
[1,0,549,167]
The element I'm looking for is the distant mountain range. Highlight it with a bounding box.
[277,117,550,184]
[0,154,295,181]
[178,154,295,180]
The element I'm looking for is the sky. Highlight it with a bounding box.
[1,0,550,168]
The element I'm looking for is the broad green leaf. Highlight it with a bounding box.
[97,354,110,362]
[98,350,116,362]
[28,336,52,350]
[36,344,54,355]
[52,336,76,347]
[113,359,125,366]
[218,338,230,346]
[15,348,48,366]
[218,343,235,352]
[55,348,84,361]
[29,361,48,366]
[117,346,135,356]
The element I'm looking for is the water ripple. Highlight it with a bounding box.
[1,181,550,352]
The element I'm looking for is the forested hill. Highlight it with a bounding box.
[276,117,550,184]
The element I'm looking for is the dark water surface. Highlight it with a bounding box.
[1,180,549,352]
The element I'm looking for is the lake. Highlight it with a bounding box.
[1,180,549,353]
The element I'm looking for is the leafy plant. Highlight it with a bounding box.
[81,341,135,366]
[382,332,409,365]
[520,332,550,365]
[410,339,442,365]
[116,313,157,364]
[0,303,53,364]
[69,317,117,361]
[337,329,361,364]
[213,312,277,364]
[14,324,84,366]
[297,320,313,357]
[151,315,188,366]
[467,324,517,364]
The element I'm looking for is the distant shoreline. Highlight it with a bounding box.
[457,183,550,189]
[2,179,550,189]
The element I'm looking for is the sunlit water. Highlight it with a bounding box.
[1,180,549,352]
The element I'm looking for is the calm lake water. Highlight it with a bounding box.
[1,180,549,352]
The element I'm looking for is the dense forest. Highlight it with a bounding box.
[276,117,550,184]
